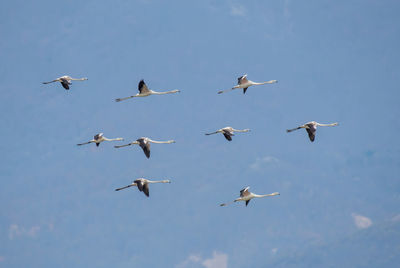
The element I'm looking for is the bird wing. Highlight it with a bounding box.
[245,200,251,206]
[142,183,150,197]
[61,80,70,89]
[222,129,234,141]
[135,180,144,192]
[306,128,316,142]
[138,80,150,94]
[243,87,248,94]
[223,132,232,141]
[94,133,103,140]
[139,140,151,158]
[238,75,248,85]
[240,187,250,197]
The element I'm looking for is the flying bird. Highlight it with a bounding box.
[205,127,250,141]
[218,74,277,94]
[114,137,175,158]
[43,75,88,90]
[77,133,124,147]
[115,178,171,197]
[286,121,338,142]
[115,80,180,102]
[220,187,280,207]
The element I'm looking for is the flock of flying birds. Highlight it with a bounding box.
[43,74,338,206]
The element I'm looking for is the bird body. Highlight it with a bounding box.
[205,126,250,141]
[220,187,280,207]
[218,74,277,94]
[115,178,171,197]
[77,133,124,147]
[43,75,88,90]
[114,137,175,158]
[115,79,180,102]
[286,121,338,142]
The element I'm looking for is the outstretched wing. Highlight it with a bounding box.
[237,74,248,85]
[240,187,250,197]
[94,133,103,140]
[61,80,70,90]
[138,80,150,94]
[138,140,151,158]
[135,180,144,191]
[223,132,232,141]
[142,183,150,197]
[306,128,316,142]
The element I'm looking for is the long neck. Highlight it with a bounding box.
[149,139,175,144]
[233,128,250,133]
[70,77,87,81]
[147,180,170,184]
[254,192,279,198]
[104,137,123,141]
[253,80,277,85]
[152,90,179,95]
[316,123,338,127]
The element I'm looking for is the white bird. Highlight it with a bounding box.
[205,126,250,141]
[115,178,171,197]
[220,187,280,207]
[218,74,277,94]
[43,75,88,90]
[286,121,338,142]
[115,80,180,102]
[114,137,175,158]
[77,133,124,147]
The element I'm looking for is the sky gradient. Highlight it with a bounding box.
[1,0,400,267]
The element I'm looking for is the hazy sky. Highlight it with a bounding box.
[1,0,400,267]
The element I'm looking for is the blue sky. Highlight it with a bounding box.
[1,0,400,267]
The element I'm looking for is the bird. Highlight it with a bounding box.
[114,137,175,158]
[220,187,280,207]
[115,178,171,197]
[42,75,88,90]
[218,74,277,94]
[77,133,124,147]
[115,80,180,102]
[205,127,250,141]
[286,121,338,142]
